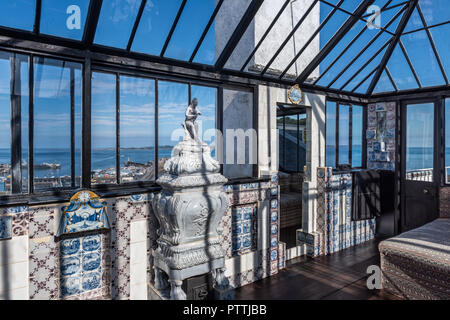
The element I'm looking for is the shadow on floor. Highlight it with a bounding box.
[234,239,399,300]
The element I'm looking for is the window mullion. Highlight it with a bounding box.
[349,105,353,168]
[116,74,120,185]
[70,67,75,188]
[10,54,22,194]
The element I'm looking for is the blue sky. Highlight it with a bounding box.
[0,1,449,158]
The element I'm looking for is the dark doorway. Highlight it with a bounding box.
[400,101,440,232]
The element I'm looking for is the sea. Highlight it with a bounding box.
[0,147,449,192]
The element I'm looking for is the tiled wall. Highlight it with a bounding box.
[367,102,396,171]
[297,168,375,257]
[0,174,286,300]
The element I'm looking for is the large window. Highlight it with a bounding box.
[34,57,82,192]
[446,98,450,184]
[326,101,364,169]
[277,106,307,173]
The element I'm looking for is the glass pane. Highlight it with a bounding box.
[403,7,422,34]
[40,0,91,40]
[94,0,142,48]
[0,0,35,31]
[430,25,450,82]
[158,81,188,175]
[386,44,418,91]
[132,0,183,56]
[353,70,376,94]
[33,57,82,191]
[283,115,299,171]
[19,55,29,193]
[401,31,445,87]
[0,53,11,195]
[191,85,217,158]
[352,105,363,167]
[119,76,155,183]
[326,101,336,168]
[194,0,252,65]
[91,72,116,185]
[338,104,350,165]
[165,0,216,61]
[405,103,434,182]
[317,4,404,87]
[373,70,395,93]
[445,98,450,184]
[279,2,351,80]
[418,0,448,26]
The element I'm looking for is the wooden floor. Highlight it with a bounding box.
[234,239,398,300]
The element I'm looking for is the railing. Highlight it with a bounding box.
[406,168,434,182]
[405,167,450,183]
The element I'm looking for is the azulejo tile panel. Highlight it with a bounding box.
[57,191,110,236]
[59,234,102,299]
[231,204,257,256]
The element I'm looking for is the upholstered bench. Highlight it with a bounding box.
[379,218,450,300]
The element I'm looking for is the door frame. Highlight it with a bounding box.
[397,97,442,234]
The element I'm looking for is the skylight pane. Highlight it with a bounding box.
[94,0,142,49]
[418,0,449,26]
[403,7,422,33]
[401,31,445,87]
[194,0,253,65]
[40,0,90,40]
[279,2,352,80]
[330,32,390,90]
[317,4,404,87]
[430,25,450,80]
[353,71,375,94]
[386,44,418,90]
[164,0,215,61]
[0,0,35,31]
[132,0,182,56]
[373,70,395,93]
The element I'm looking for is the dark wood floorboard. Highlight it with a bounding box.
[234,238,398,300]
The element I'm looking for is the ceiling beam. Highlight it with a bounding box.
[190,0,224,63]
[160,0,187,57]
[366,0,418,95]
[127,0,147,52]
[33,0,42,34]
[296,0,375,84]
[215,0,264,71]
[82,0,103,48]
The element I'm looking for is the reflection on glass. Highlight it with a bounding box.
[0,54,11,194]
[326,101,336,168]
[119,76,155,183]
[132,0,183,55]
[20,56,29,193]
[352,105,363,168]
[94,0,142,48]
[277,113,307,172]
[91,72,116,185]
[0,0,35,31]
[405,103,434,182]
[445,98,450,184]
[34,57,82,191]
[191,85,217,158]
[338,104,350,165]
[40,0,90,40]
[158,81,188,175]
[195,0,252,65]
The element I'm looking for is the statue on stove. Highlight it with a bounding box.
[182,98,202,144]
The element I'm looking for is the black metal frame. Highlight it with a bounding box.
[276,105,309,173]
[325,99,366,170]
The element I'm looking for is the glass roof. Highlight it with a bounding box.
[0,0,448,96]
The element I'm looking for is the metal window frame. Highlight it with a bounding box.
[325,98,366,170]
